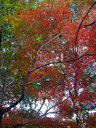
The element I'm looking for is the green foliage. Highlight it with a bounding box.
[87,83,96,91]
[31,82,43,89]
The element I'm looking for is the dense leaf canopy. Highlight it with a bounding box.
[0,0,96,128]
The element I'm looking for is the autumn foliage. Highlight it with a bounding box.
[0,0,96,128]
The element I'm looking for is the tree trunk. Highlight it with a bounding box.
[0,107,4,128]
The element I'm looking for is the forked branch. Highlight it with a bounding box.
[75,1,96,54]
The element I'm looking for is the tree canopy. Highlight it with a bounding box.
[0,0,96,128]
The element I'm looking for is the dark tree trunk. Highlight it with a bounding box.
[0,107,3,124]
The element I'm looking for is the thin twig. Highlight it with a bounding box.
[84,20,96,28]
[37,98,46,115]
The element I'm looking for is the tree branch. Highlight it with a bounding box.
[4,51,16,86]
[37,98,46,116]
[13,73,96,128]
[84,20,96,28]
[75,1,96,54]
[31,53,96,72]
[13,88,77,128]
[3,70,31,114]
[2,52,96,115]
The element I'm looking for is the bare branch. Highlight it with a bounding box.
[4,51,16,86]
[75,1,96,54]
[37,32,63,56]
[19,78,43,86]
[37,98,46,115]
[84,20,96,28]
[31,53,96,72]
[3,69,30,114]
[2,52,96,115]
[13,89,76,128]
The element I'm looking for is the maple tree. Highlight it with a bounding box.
[0,0,96,128]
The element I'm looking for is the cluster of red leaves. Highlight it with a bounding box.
[3,0,96,128]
